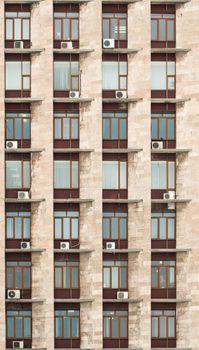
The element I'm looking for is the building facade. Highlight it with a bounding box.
[0,0,198,349]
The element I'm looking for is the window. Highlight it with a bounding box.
[103,112,127,140]
[102,13,127,41]
[54,112,79,140]
[152,260,176,289]
[103,310,128,339]
[6,211,31,240]
[6,160,30,189]
[152,310,175,338]
[6,113,30,140]
[103,212,127,240]
[103,259,128,289]
[103,161,127,190]
[5,11,30,41]
[151,14,175,42]
[151,212,175,240]
[54,12,79,41]
[102,61,127,90]
[55,259,79,289]
[151,161,175,190]
[54,211,79,240]
[6,261,31,289]
[54,61,79,91]
[55,310,79,338]
[54,160,78,189]
[151,61,175,90]
[6,61,31,90]
[151,113,175,140]
[7,310,31,338]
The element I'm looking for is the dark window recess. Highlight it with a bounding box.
[54,54,79,98]
[151,253,176,299]
[54,253,80,299]
[103,303,128,348]
[151,4,175,48]
[5,54,31,98]
[102,4,127,49]
[54,4,79,49]
[151,303,176,348]
[103,110,127,149]
[102,54,127,99]
[151,53,175,99]
[103,203,128,249]
[5,4,31,49]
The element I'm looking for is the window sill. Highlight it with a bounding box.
[151,198,191,204]
[6,298,45,303]
[53,48,94,54]
[103,248,142,253]
[5,198,45,203]
[5,48,44,54]
[54,298,94,303]
[103,298,143,303]
[103,97,142,104]
[5,248,46,253]
[5,148,45,154]
[151,0,191,3]
[151,98,190,104]
[151,298,191,303]
[102,48,141,54]
[103,148,142,154]
[151,48,191,54]
[103,0,142,3]
[5,97,43,103]
[54,198,94,204]
[54,248,94,253]
[151,148,192,154]
[53,97,94,103]
[103,198,143,204]
[151,248,191,253]
[5,0,43,3]
[54,148,94,153]
[54,0,92,3]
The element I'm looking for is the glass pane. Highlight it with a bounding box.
[151,119,158,139]
[63,218,70,239]
[152,317,158,337]
[54,62,69,91]
[23,77,30,90]
[23,161,30,188]
[63,18,70,40]
[55,119,61,139]
[103,218,110,239]
[151,218,158,239]
[54,161,70,188]
[7,317,14,337]
[120,19,126,40]
[6,218,14,238]
[56,317,62,337]
[111,218,118,239]
[72,76,79,90]
[168,62,175,75]
[102,161,118,189]
[168,267,175,288]
[71,218,78,239]
[14,18,21,40]
[23,119,30,139]
[71,62,79,75]
[72,161,78,188]
[7,268,14,288]
[104,318,110,337]
[72,267,79,288]
[151,62,166,90]
[55,218,62,239]
[151,161,166,189]
[71,19,78,40]
[159,20,166,40]
[120,268,127,288]
[120,318,127,337]
[24,317,31,337]
[63,118,70,139]
[159,267,166,288]
[120,218,127,239]
[103,267,110,288]
[64,317,70,337]
[102,62,119,90]
[6,19,13,40]
[23,62,30,75]
[111,18,118,39]
[63,267,70,288]
[112,317,119,338]
[103,119,110,139]
[168,218,175,239]
[120,162,126,189]
[71,119,78,139]
[72,318,79,337]
[168,20,175,41]
[159,218,166,239]
[160,119,166,139]
[24,268,30,288]
[120,119,127,139]
[120,76,126,90]
[160,317,166,337]
[168,162,175,189]
[15,118,22,139]
[55,267,62,288]
[6,119,14,139]
[168,76,175,90]
[55,19,61,39]
[120,62,127,75]
[15,268,22,288]
[6,161,22,188]
[103,19,109,38]
[152,267,158,288]
[168,119,175,139]
[168,317,175,337]
[23,19,30,40]
[6,62,21,90]
[111,119,118,139]
[151,20,157,40]
[16,317,23,337]
[112,267,118,288]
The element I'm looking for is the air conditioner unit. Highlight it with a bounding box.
[21,241,31,249]
[103,38,115,49]
[7,289,21,300]
[6,141,18,149]
[168,202,175,210]
[14,41,23,49]
[69,91,80,98]
[13,341,24,348]
[152,141,163,150]
[18,191,30,200]
[106,242,115,250]
[61,41,73,49]
[117,291,128,300]
[115,90,127,99]
[60,242,70,250]
[163,191,176,200]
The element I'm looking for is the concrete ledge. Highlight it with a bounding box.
[53,48,94,54]
[151,98,190,104]
[5,48,44,54]
[151,249,191,253]
[54,198,94,204]
[54,0,92,2]
[150,348,192,350]
[151,148,192,154]
[5,0,43,3]
[102,48,141,54]
[103,248,142,253]
[6,298,45,303]
[7,348,47,350]
[53,98,94,103]
[103,148,142,153]
[103,298,143,303]
[103,199,143,204]
[5,248,46,253]
[151,199,191,204]
[151,48,191,54]
[5,97,43,103]
[103,97,142,104]
[54,248,94,253]
[5,148,45,153]
[54,148,94,153]
[151,0,190,3]
[54,298,94,303]
[151,298,191,303]
[5,198,45,203]
[103,0,142,3]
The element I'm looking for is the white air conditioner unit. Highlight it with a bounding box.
[7,289,21,300]
[152,141,163,150]
[117,291,128,300]
[115,90,127,99]
[6,141,18,149]
[69,91,80,98]
[163,191,176,200]
[106,242,115,250]
[14,41,23,49]
[61,41,73,49]
[18,191,30,200]
[103,38,115,49]
[168,202,175,210]
[60,242,70,250]
[21,241,31,250]
[13,341,24,349]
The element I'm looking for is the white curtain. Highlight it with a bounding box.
[6,62,21,90]
[54,62,70,90]
[102,62,118,90]
[103,161,118,189]
[6,161,21,188]
[54,161,70,188]
[151,62,166,90]
[151,161,166,189]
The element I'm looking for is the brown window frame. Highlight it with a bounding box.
[6,211,31,240]
[54,59,79,92]
[55,309,80,339]
[54,112,79,141]
[151,212,176,241]
[54,259,80,289]
[151,13,175,42]
[6,261,31,290]
[6,309,32,339]
[102,13,127,41]
[53,11,79,42]
[54,159,79,190]
[5,59,31,92]
[102,160,128,190]
[6,112,31,141]
[54,210,79,240]
[6,159,31,190]
[103,259,128,289]
[151,310,176,339]
[151,57,176,94]
[5,10,31,42]
[151,159,176,191]
[103,211,128,240]
[151,260,176,289]
[103,111,127,141]
[102,60,128,91]
[103,310,128,339]
[151,112,175,141]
